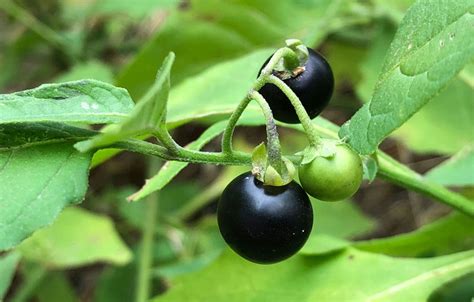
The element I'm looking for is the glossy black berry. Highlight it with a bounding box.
[258,48,334,124]
[217,172,313,264]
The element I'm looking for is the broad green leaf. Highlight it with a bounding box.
[355,213,474,257]
[311,199,375,239]
[300,234,350,255]
[393,79,474,154]
[75,53,174,152]
[425,146,474,186]
[167,50,272,126]
[0,80,133,124]
[0,122,96,149]
[355,26,474,155]
[94,0,179,18]
[128,121,230,201]
[117,0,349,100]
[152,248,474,302]
[340,0,474,155]
[0,143,92,251]
[116,12,254,100]
[17,207,131,268]
[54,61,114,84]
[0,253,20,300]
[373,0,415,23]
[35,272,79,302]
[428,272,474,302]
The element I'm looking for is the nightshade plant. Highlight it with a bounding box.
[0,0,473,300]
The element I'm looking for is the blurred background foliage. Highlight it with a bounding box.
[0,0,473,301]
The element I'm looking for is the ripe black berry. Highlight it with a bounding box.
[217,172,313,264]
[258,48,334,124]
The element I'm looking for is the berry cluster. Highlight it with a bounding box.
[218,47,363,264]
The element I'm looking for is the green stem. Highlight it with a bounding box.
[135,159,160,302]
[154,124,182,155]
[0,0,79,63]
[377,152,474,217]
[221,46,301,154]
[266,75,321,146]
[250,90,283,172]
[111,136,474,217]
[221,95,252,154]
[10,266,47,302]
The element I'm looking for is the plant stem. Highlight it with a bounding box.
[135,159,160,302]
[250,90,282,172]
[377,152,474,217]
[221,95,252,154]
[0,0,79,63]
[221,46,301,154]
[266,75,321,146]
[10,266,47,302]
[154,124,182,155]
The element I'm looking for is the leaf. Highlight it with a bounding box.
[75,53,175,152]
[428,272,474,302]
[425,146,474,186]
[0,122,97,149]
[355,213,474,257]
[166,49,272,126]
[363,155,379,182]
[311,199,375,239]
[0,252,20,300]
[300,234,350,255]
[54,61,114,84]
[35,272,79,302]
[117,0,350,100]
[355,26,474,155]
[0,80,134,125]
[116,12,254,100]
[128,121,228,201]
[94,0,179,18]
[340,0,474,155]
[393,78,474,154]
[0,143,92,251]
[17,207,131,268]
[152,248,474,302]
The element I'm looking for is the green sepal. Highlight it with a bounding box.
[251,143,295,186]
[251,143,268,182]
[362,154,378,183]
[300,139,338,166]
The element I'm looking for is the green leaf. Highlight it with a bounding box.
[393,78,474,154]
[428,272,474,302]
[54,61,114,84]
[0,80,134,124]
[35,272,79,302]
[152,248,474,302]
[0,122,96,149]
[116,12,254,100]
[128,121,228,201]
[425,146,474,186]
[355,213,474,257]
[362,155,379,182]
[167,49,271,126]
[94,0,179,18]
[117,0,350,100]
[300,234,350,255]
[0,252,20,300]
[75,53,175,152]
[355,26,474,155]
[17,207,132,268]
[0,143,92,251]
[340,0,474,155]
[312,199,375,239]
